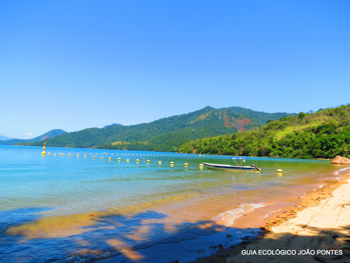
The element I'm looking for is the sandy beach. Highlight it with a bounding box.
[193,172,350,263]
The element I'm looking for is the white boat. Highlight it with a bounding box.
[203,157,261,171]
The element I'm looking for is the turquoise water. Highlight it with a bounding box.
[1,145,348,263]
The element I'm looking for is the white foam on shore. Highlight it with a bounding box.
[213,203,266,226]
[263,208,281,218]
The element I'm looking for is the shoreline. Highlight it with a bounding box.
[193,172,350,263]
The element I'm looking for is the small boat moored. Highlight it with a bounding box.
[203,157,261,172]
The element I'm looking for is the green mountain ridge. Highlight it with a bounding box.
[19,106,294,151]
[177,104,350,159]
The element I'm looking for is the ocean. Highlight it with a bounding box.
[1,145,349,263]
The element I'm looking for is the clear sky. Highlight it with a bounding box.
[1,0,349,139]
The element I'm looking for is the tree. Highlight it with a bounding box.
[298,112,305,119]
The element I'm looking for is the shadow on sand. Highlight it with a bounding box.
[0,206,259,263]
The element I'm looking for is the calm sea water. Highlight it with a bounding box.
[1,145,349,263]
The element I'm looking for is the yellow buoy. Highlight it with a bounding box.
[101,157,103,159]
[199,163,204,169]
[158,161,162,165]
[184,163,188,167]
[93,156,96,159]
[118,158,121,161]
[136,159,139,163]
[41,142,46,155]
[54,153,56,156]
[147,160,150,164]
[277,169,283,173]
[108,157,111,161]
[62,154,65,156]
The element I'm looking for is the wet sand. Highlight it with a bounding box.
[194,173,350,263]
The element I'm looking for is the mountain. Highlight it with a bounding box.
[27,129,67,142]
[103,123,123,128]
[0,129,67,145]
[0,135,11,141]
[20,106,294,151]
[177,104,350,159]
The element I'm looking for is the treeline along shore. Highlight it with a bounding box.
[177,104,350,159]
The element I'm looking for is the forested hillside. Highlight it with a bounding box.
[177,104,350,159]
[20,106,293,151]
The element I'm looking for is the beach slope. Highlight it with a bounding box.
[226,175,350,263]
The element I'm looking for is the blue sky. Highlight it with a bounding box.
[1,0,349,139]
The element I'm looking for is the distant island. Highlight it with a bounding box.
[0,135,12,141]
[0,129,67,145]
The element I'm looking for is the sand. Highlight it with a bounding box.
[223,173,350,263]
[193,173,350,263]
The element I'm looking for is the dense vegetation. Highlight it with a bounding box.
[19,106,293,151]
[177,104,350,159]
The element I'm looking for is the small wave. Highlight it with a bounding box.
[263,208,281,218]
[213,203,266,226]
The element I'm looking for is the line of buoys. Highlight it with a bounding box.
[42,150,211,171]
